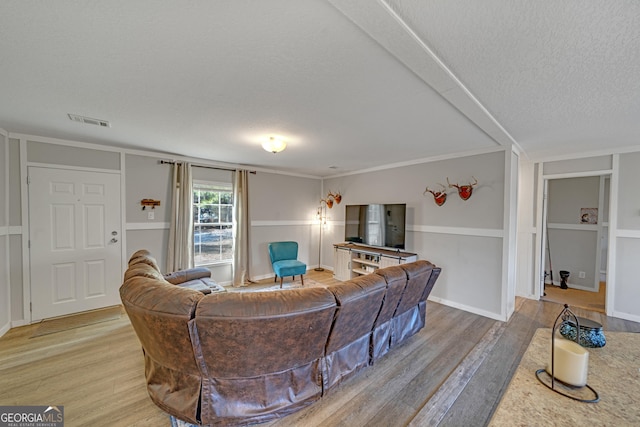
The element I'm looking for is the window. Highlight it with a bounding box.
[193,181,233,266]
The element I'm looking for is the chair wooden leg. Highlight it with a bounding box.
[274,275,277,283]
[301,275,304,286]
[280,277,284,288]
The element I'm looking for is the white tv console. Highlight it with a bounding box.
[333,243,418,281]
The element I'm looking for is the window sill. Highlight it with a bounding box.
[196,260,233,269]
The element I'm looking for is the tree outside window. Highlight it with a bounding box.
[193,181,233,265]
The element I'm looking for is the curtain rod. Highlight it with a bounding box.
[159,160,256,174]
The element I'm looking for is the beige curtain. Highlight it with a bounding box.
[232,169,250,287]
[167,162,194,272]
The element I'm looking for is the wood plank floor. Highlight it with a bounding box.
[1,270,638,427]
[542,282,606,313]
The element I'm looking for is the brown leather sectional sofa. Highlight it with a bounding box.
[120,250,441,426]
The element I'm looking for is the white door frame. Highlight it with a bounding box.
[27,165,123,320]
[534,167,616,316]
[20,145,126,323]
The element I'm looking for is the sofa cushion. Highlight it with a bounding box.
[164,267,211,284]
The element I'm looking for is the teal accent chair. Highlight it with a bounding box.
[268,241,306,288]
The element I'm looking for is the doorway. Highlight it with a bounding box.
[28,167,122,321]
[541,175,609,313]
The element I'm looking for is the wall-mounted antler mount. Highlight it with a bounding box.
[321,191,342,208]
[424,184,448,206]
[448,177,478,201]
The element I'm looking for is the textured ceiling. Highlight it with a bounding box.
[1,1,639,177]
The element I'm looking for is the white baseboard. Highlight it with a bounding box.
[548,281,599,293]
[11,319,29,328]
[0,321,10,338]
[427,296,507,322]
[611,310,640,324]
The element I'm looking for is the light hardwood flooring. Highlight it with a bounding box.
[1,271,638,427]
[542,282,606,313]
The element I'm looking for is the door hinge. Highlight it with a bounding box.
[26,176,31,185]
[28,240,30,249]
[30,302,32,312]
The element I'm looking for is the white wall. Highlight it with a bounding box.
[249,171,322,280]
[614,152,640,322]
[8,138,23,324]
[0,128,9,335]
[526,152,640,323]
[546,176,601,291]
[323,149,511,321]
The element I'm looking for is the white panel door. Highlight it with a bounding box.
[28,167,122,321]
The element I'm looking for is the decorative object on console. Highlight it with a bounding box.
[140,198,161,210]
[262,136,287,153]
[424,183,448,206]
[447,176,478,200]
[535,304,599,403]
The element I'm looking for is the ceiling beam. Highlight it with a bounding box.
[328,0,522,152]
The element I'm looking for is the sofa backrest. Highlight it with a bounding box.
[421,266,442,302]
[190,288,337,378]
[324,274,386,354]
[395,261,434,315]
[373,265,408,327]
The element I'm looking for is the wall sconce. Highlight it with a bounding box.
[535,304,599,403]
[321,191,342,209]
[262,136,287,153]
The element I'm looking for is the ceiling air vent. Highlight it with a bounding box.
[68,114,111,128]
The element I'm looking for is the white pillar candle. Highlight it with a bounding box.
[546,338,589,387]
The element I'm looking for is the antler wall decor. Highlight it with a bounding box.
[424,184,448,206]
[321,191,342,209]
[448,177,478,200]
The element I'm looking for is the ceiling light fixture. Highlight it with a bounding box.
[262,136,286,154]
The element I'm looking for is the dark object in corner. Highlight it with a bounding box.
[559,270,570,289]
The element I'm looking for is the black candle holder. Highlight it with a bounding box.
[534,304,599,403]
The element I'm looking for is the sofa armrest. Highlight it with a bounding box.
[164,267,211,285]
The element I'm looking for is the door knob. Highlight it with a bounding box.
[110,238,118,243]
[112,231,118,236]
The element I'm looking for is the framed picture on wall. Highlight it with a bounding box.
[580,208,598,224]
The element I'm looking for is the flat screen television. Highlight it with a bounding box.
[344,203,406,249]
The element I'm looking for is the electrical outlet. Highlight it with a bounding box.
[148,210,155,220]
[579,271,586,279]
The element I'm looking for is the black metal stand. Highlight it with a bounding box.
[535,304,599,403]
